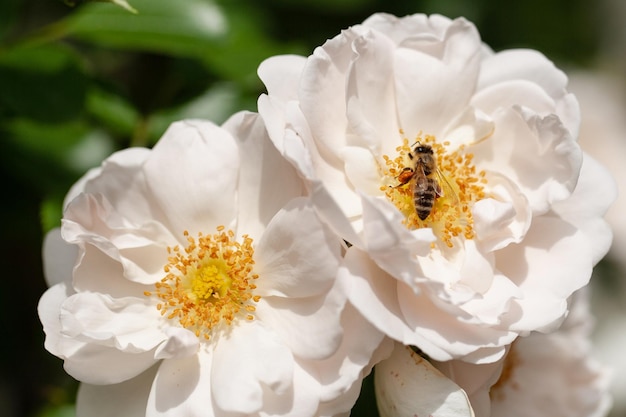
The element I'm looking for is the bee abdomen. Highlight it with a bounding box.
[414,177,438,220]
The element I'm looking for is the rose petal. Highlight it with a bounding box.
[296,303,392,403]
[59,292,165,353]
[71,243,154,297]
[473,79,560,118]
[255,197,341,298]
[71,147,153,216]
[258,54,307,100]
[38,283,78,358]
[476,49,581,137]
[339,247,410,337]
[340,244,516,363]
[360,194,434,287]
[432,357,503,417]
[255,281,345,360]
[472,171,531,252]
[42,228,77,287]
[397,283,513,363]
[375,343,475,417]
[64,343,158,385]
[260,361,320,417]
[63,193,174,285]
[342,146,385,196]
[442,106,495,150]
[551,153,616,265]
[147,354,206,417]
[497,216,593,332]
[472,106,582,214]
[477,49,568,104]
[344,29,398,152]
[340,248,450,359]
[76,364,158,417]
[153,327,200,360]
[298,27,359,154]
[223,111,305,241]
[491,291,611,417]
[143,120,240,237]
[211,321,294,414]
[392,16,482,138]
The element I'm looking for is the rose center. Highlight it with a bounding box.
[379,132,487,248]
[145,226,260,340]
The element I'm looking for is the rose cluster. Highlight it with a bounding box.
[38,13,615,417]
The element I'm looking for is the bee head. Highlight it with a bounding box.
[413,143,433,154]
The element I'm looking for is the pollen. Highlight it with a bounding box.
[379,132,487,248]
[146,227,260,340]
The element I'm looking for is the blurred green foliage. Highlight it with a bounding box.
[0,0,607,416]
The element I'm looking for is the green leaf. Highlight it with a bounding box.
[0,0,21,39]
[6,118,90,160]
[109,0,138,13]
[5,118,114,176]
[37,403,76,417]
[268,0,375,13]
[63,0,228,58]
[199,3,302,86]
[0,42,75,72]
[57,0,305,84]
[0,43,88,122]
[64,0,137,14]
[41,195,65,233]
[145,83,241,145]
[86,87,140,137]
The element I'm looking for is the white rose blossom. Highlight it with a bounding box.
[375,290,611,417]
[429,289,612,417]
[257,13,615,363]
[487,291,612,417]
[38,113,388,417]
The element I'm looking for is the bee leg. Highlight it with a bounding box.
[395,167,415,187]
[435,183,443,197]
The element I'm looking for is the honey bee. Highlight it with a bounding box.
[396,143,455,220]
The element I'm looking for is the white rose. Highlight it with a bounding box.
[377,290,611,417]
[433,290,612,417]
[257,13,615,363]
[38,113,385,416]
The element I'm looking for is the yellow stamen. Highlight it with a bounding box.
[379,132,487,248]
[148,227,260,340]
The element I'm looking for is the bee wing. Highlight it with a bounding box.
[434,167,459,205]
